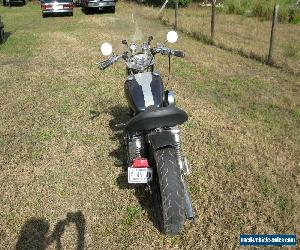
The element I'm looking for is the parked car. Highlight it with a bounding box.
[72,0,80,7]
[41,0,74,17]
[0,16,4,44]
[81,0,115,14]
[3,0,26,6]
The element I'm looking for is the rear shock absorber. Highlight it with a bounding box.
[171,127,183,169]
[128,135,143,162]
[171,127,189,175]
[135,137,142,158]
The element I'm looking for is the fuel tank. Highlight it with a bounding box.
[124,72,164,113]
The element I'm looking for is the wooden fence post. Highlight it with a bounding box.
[175,0,178,30]
[267,4,279,65]
[211,0,216,42]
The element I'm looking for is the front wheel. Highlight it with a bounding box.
[154,147,185,234]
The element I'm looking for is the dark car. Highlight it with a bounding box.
[3,0,26,6]
[0,16,4,43]
[81,0,115,14]
[41,0,74,17]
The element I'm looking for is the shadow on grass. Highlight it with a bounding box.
[16,211,85,250]
[106,105,163,232]
[2,31,12,43]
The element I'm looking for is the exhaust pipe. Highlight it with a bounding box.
[182,178,194,220]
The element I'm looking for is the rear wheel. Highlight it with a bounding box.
[154,147,185,234]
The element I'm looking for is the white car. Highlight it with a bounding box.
[41,0,74,17]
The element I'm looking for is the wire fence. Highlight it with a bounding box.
[157,1,300,75]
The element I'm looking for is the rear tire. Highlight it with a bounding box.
[154,147,185,235]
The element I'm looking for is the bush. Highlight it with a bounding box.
[288,6,300,23]
[250,0,273,20]
[145,0,192,7]
[222,0,299,23]
[169,0,193,7]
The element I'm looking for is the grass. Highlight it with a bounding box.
[0,1,299,249]
[158,2,300,74]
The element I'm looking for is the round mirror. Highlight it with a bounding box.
[101,43,113,56]
[167,31,178,43]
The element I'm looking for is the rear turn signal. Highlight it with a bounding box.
[63,4,73,8]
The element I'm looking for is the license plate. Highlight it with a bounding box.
[53,5,63,10]
[128,167,153,184]
[99,2,113,6]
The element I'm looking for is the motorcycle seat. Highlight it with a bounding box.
[125,105,188,133]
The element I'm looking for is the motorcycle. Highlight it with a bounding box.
[96,30,194,235]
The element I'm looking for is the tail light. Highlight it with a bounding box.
[63,3,73,8]
[131,158,150,168]
[42,4,52,9]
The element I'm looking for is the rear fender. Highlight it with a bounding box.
[148,130,175,151]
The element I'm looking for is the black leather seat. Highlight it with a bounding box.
[125,106,188,133]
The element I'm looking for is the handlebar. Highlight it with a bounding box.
[171,50,185,58]
[97,47,185,70]
[152,47,185,58]
[98,58,114,70]
[97,54,125,70]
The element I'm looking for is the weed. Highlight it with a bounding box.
[123,205,141,227]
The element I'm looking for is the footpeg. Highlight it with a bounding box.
[115,123,125,128]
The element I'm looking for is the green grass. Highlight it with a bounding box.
[123,205,142,227]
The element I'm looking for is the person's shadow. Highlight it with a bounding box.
[16,211,85,250]
[90,105,163,232]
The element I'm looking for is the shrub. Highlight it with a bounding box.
[144,0,192,7]
[251,0,273,20]
[288,6,300,23]
[222,0,299,23]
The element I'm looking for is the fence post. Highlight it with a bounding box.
[211,0,216,42]
[267,4,279,65]
[175,0,178,30]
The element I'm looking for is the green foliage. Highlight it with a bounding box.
[169,0,193,7]
[145,0,192,8]
[288,6,300,23]
[222,0,300,23]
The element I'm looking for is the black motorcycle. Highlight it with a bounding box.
[97,31,194,234]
